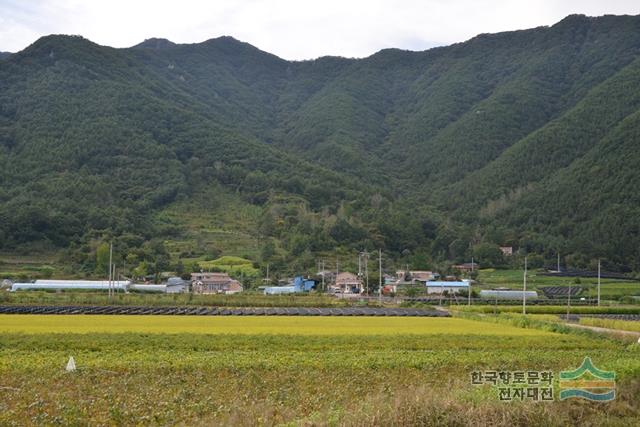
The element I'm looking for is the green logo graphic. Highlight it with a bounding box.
[559,357,616,401]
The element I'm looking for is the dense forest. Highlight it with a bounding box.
[1,14,640,277]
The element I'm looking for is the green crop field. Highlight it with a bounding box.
[0,315,638,426]
[0,290,354,308]
[457,305,640,315]
[476,269,640,301]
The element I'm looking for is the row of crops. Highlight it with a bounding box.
[0,315,638,425]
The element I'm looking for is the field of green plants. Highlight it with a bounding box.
[476,269,640,301]
[0,315,638,425]
[0,290,354,308]
[457,304,640,315]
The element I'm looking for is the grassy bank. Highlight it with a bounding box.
[578,317,640,333]
[0,290,355,308]
[456,305,640,315]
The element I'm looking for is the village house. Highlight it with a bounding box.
[191,272,243,294]
[409,270,436,283]
[499,246,514,256]
[394,270,437,284]
[384,274,396,285]
[453,262,479,273]
[334,272,362,293]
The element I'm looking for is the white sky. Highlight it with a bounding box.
[1,0,639,60]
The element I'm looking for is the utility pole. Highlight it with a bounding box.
[108,242,113,300]
[557,252,561,273]
[358,251,369,294]
[378,249,382,305]
[567,280,572,320]
[597,259,601,307]
[321,260,325,291]
[337,256,341,296]
[522,255,528,315]
[364,252,369,295]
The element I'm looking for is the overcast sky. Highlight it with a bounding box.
[1,0,639,59]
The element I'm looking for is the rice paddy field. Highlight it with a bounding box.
[0,315,639,426]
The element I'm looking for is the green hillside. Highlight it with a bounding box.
[1,14,640,277]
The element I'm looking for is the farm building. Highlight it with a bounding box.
[453,262,479,273]
[480,290,538,300]
[425,280,470,294]
[264,277,315,295]
[129,284,166,293]
[384,274,397,285]
[10,280,130,292]
[499,246,514,256]
[191,272,243,294]
[409,271,437,283]
[394,270,437,283]
[166,276,189,293]
[334,272,362,293]
[129,281,188,293]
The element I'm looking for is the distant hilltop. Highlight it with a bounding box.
[1,14,640,273]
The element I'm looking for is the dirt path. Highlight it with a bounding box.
[564,322,640,341]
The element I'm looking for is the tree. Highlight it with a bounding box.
[473,243,504,268]
[261,240,276,261]
[96,243,110,275]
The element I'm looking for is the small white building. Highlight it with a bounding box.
[480,290,538,300]
[11,280,130,292]
[425,280,470,294]
[130,284,166,293]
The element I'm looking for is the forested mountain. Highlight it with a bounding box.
[1,14,640,274]
[0,52,11,60]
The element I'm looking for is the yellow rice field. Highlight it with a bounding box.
[0,315,555,336]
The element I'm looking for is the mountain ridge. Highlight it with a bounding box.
[2,14,640,274]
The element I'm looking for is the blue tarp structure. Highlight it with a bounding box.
[264,277,315,295]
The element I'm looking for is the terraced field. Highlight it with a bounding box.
[0,315,638,425]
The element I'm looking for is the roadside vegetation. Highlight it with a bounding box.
[578,317,640,333]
